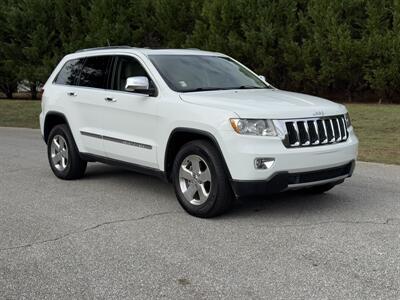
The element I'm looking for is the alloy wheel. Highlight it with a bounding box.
[178,154,212,205]
[50,135,69,171]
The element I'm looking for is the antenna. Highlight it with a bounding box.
[107,39,111,46]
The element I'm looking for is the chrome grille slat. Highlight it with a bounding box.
[335,118,342,141]
[321,120,328,144]
[312,121,320,145]
[292,122,300,146]
[339,117,347,140]
[329,119,336,143]
[302,121,311,146]
[283,115,348,148]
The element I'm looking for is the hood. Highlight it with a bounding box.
[179,89,346,119]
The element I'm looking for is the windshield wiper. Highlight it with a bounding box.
[183,87,228,93]
[232,85,268,90]
[183,85,271,93]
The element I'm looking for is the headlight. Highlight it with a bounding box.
[344,113,352,128]
[230,119,277,136]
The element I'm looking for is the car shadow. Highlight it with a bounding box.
[223,190,348,220]
[82,163,174,194]
[81,163,348,219]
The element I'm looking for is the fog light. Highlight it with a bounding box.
[254,158,275,169]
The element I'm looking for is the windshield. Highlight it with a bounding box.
[149,55,270,93]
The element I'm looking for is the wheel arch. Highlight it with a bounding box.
[164,127,232,182]
[43,111,71,144]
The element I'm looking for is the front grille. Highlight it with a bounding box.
[281,115,348,148]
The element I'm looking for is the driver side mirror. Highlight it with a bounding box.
[258,75,266,82]
[125,76,150,92]
[125,76,156,96]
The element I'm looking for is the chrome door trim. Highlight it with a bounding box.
[80,131,152,150]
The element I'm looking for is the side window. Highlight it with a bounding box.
[79,56,111,89]
[112,56,153,92]
[54,59,84,85]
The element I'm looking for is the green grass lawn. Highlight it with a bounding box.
[346,103,400,165]
[0,100,41,128]
[0,100,399,165]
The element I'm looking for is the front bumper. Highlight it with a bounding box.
[219,128,358,181]
[231,160,355,197]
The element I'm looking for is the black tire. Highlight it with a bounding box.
[47,124,87,180]
[301,182,337,194]
[172,140,233,218]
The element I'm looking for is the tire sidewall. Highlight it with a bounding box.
[47,125,73,179]
[172,142,223,216]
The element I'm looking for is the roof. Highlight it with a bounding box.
[73,46,223,57]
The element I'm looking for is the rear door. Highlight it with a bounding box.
[52,57,85,145]
[101,55,159,168]
[71,55,112,156]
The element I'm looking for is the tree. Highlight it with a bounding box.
[301,0,368,100]
[0,0,399,102]
[0,0,18,98]
[187,0,302,89]
[154,0,203,48]
[53,0,91,54]
[363,0,400,102]
[84,0,162,48]
[4,0,60,99]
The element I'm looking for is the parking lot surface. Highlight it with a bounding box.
[0,127,399,299]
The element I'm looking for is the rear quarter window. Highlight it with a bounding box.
[54,59,84,85]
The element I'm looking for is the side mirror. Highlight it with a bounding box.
[125,76,150,92]
[258,75,266,82]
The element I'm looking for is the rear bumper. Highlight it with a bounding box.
[230,160,355,198]
[39,112,45,140]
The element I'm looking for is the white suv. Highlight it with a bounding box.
[40,46,358,217]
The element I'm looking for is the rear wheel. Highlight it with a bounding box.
[172,140,233,218]
[47,124,87,180]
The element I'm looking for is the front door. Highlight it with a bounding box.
[102,55,159,169]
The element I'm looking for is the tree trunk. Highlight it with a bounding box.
[30,83,37,100]
[0,84,14,99]
[5,89,13,99]
[346,85,353,102]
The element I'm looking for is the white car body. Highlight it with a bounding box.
[40,47,358,200]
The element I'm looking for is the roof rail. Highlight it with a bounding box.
[75,46,133,53]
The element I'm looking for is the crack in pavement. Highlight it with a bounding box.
[1,215,398,253]
[249,218,400,229]
[0,211,181,252]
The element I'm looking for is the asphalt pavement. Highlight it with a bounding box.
[0,127,399,299]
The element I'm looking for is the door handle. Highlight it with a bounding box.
[67,92,77,97]
[105,97,117,102]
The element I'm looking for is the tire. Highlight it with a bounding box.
[171,140,233,218]
[47,124,87,180]
[301,182,337,194]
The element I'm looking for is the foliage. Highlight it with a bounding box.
[0,0,399,102]
[0,0,18,98]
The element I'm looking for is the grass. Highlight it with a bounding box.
[346,103,400,165]
[0,100,41,128]
[0,100,399,165]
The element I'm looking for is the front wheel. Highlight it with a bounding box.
[172,140,233,218]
